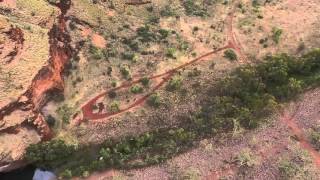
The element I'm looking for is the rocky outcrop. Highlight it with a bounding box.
[0,0,73,172]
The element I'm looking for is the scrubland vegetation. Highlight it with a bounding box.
[26,49,320,177]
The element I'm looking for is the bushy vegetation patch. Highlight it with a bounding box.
[166,76,183,91]
[309,127,320,150]
[26,140,76,169]
[130,85,143,94]
[56,104,73,124]
[89,45,106,60]
[147,93,161,107]
[224,49,237,61]
[182,0,208,17]
[26,49,320,178]
[201,49,320,129]
[272,27,283,44]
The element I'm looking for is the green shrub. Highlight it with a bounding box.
[180,168,200,180]
[188,68,201,77]
[160,5,177,17]
[108,91,117,98]
[166,48,177,59]
[201,49,320,129]
[183,0,208,17]
[120,66,131,79]
[45,115,56,127]
[56,104,72,124]
[25,140,76,169]
[147,93,161,107]
[272,27,283,44]
[224,49,237,61]
[235,148,257,168]
[130,85,143,94]
[60,169,73,179]
[109,101,120,113]
[121,52,135,60]
[89,45,104,60]
[310,129,320,150]
[192,26,199,32]
[140,77,150,87]
[158,29,169,39]
[166,76,183,91]
[136,25,156,42]
[148,15,160,24]
[278,159,300,179]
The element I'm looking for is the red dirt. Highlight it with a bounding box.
[91,33,106,48]
[75,5,243,124]
[81,28,92,38]
[0,0,16,8]
[207,104,320,179]
[78,45,229,123]
[226,8,246,63]
[206,142,288,180]
[281,111,320,168]
[80,28,106,48]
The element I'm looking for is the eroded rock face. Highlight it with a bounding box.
[0,0,73,172]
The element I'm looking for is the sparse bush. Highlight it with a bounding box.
[166,76,183,91]
[188,68,201,77]
[148,15,160,24]
[25,140,76,169]
[146,6,153,12]
[111,80,117,87]
[181,168,200,180]
[166,48,177,59]
[109,101,120,113]
[136,25,156,42]
[147,93,161,107]
[278,159,300,179]
[108,91,117,98]
[192,26,199,32]
[272,27,283,44]
[45,115,56,127]
[235,148,257,168]
[140,77,150,87]
[224,49,237,61]
[183,0,208,17]
[107,67,112,76]
[310,128,320,150]
[89,45,104,60]
[120,66,131,79]
[297,42,305,52]
[60,169,73,179]
[130,85,143,94]
[160,5,177,17]
[56,104,72,124]
[158,29,169,39]
[121,52,135,60]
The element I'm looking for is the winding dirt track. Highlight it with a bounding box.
[78,6,245,123]
[281,103,320,168]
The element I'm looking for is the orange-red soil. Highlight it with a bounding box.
[0,0,16,8]
[76,6,243,124]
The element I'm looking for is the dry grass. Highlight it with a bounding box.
[0,15,50,105]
